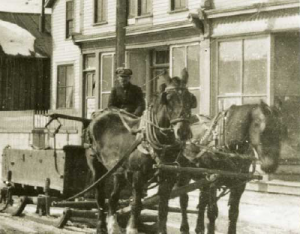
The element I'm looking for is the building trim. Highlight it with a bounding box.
[206,0,299,19]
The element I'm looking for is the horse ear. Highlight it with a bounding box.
[181,68,189,85]
[260,100,272,114]
[160,69,171,85]
[274,97,283,112]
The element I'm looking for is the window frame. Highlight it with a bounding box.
[56,64,74,109]
[65,0,74,39]
[94,0,107,24]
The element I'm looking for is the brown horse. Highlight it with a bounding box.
[177,102,286,234]
[86,72,196,234]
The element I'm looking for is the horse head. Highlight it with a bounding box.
[154,68,196,142]
[248,101,286,173]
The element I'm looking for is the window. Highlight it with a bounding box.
[137,0,152,16]
[152,50,170,93]
[171,44,200,113]
[95,0,107,23]
[66,1,74,38]
[57,65,74,109]
[170,0,186,11]
[217,37,269,111]
[100,53,115,108]
[128,0,136,18]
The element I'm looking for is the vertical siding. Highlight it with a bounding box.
[51,0,81,110]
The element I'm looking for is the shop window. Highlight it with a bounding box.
[95,0,107,23]
[217,37,268,111]
[100,53,115,108]
[170,0,186,11]
[66,0,74,38]
[137,0,152,16]
[274,32,300,159]
[152,50,170,93]
[171,44,200,113]
[127,50,147,92]
[57,65,74,109]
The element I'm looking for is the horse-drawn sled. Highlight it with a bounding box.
[0,72,285,234]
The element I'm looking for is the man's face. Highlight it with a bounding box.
[118,75,130,88]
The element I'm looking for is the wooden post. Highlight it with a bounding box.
[115,0,127,68]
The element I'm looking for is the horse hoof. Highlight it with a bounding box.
[126,227,138,234]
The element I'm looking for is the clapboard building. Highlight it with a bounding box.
[45,0,300,189]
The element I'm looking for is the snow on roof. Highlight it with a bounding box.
[0,0,51,14]
[0,19,39,56]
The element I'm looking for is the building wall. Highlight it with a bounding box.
[211,0,292,9]
[51,0,81,111]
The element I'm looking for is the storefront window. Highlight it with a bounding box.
[171,44,200,113]
[217,37,268,110]
[100,53,114,108]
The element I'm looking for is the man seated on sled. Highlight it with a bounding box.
[108,67,146,117]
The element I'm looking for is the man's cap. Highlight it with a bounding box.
[116,67,133,77]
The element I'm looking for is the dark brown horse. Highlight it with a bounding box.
[86,72,196,234]
[177,102,286,234]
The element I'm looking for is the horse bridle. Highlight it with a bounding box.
[163,87,191,126]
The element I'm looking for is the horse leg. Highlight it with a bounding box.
[86,150,107,234]
[157,173,176,234]
[195,187,209,234]
[177,175,191,234]
[207,186,218,234]
[107,174,126,234]
[126,171,144,234]
[227,184,246,234]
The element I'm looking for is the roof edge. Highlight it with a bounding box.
[45,0,56,8]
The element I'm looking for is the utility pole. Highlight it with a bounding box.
[115,0,127,69]
[39,0,45,33]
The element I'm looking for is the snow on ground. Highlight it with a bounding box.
[0,20,37,56]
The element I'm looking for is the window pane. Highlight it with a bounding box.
[86,73,95,97]
[218,41,242,95]
[66,66,74,87]
[67,20,73,37]
[84,54,95,70]
[66,1,73,19]
[66,87,73,108]
[218,97,241,111]
[129,51,147,91]
[102,55,113,92]
[58,88,66,108]
[244,38,268,95]
[155,50,169,65]
[153,68,169,92]
[58,67,66,87]
[172,46,185,78]
[102,93,110,108]
[187,45,200,87]
[96,0,106,22]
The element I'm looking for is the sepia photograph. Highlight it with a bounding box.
[0,0,299,233]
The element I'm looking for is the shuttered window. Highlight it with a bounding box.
[95,0,107,23]
[66,1,74,38]
[57,65,74,109]
[170,0,186,11]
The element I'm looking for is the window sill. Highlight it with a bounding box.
[93,21,108,26]
[135,14,153,19]
[168,8,189,14]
